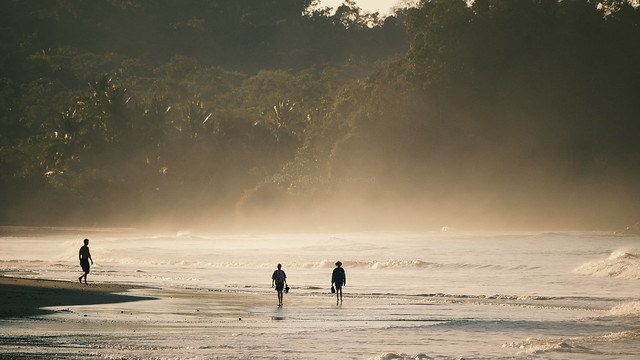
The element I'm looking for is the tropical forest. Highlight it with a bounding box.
[1,0,639,231]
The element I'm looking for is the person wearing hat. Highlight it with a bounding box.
[331,261,346,305]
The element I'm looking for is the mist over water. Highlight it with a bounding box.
[2,1,640,358]
[1,228,639,358]
[2,228,638,294]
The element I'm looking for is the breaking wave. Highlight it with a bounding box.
[503,330,640,356]
[573,249,640,280]
[608,301,640,316]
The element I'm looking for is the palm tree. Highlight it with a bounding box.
[259,99,307,143]
[178,95,213,140]
[82,73,132,145]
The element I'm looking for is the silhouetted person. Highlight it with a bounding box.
[78,239,93,284]
[271,264,287,306]
[332,261,346,305]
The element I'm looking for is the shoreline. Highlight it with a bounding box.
[0,276,155,318]
[0,276,325,320]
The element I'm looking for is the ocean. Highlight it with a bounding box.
[1,228,639,359]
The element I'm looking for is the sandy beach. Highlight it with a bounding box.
[2,231,639,359]
[0,275,305,320]
[0,276,153,318]
[0,276,342,359]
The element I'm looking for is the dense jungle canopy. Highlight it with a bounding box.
[1,0,639,231]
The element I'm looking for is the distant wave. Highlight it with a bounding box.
[528,232,575,239]
[0,259,45,263]
[573,249,640,280]
[303,259,533,271]
[304,259,441,269]
[88,256,536,272]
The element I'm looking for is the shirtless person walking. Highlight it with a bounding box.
[78,239,93,284]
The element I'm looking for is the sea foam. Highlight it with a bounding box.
[608,301,640,316]
[370,353,433,360]
[304,258,532,271]
[573,248,640,280]
[505,330,640,356]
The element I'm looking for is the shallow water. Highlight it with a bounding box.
[1,228,639,359]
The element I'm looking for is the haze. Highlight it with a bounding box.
[318,0,416,15]
[1,0,639,232]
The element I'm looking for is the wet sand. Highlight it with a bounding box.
[0,275,321,320]
[0,276,335,359]
[0,276,154,318]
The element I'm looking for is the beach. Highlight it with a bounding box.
[0,277,151,318]
[1,229,639,359]
[0,276,280,358]
[0,276,379,359]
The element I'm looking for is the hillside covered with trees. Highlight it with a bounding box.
[1,0,639,231]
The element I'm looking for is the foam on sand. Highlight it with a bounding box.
[370,353,433,360]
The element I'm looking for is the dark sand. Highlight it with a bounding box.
[0,276,155,318]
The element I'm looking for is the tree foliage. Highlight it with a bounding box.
[1,0,639,230]
[0,0,408,227]
[322,0,640,228]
